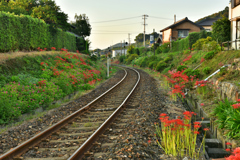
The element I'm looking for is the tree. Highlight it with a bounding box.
[212,17,230,43]
[127,45,135,54]
[72,14,91,38]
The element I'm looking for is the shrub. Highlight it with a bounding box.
[148,61,158,69]
[183,50,191,54]
[177,65,188,71]
[126,54,138,64]
[163,57,172,63]
[204,51,215,60]
[160,42,170,53]
[134,48,140,55]
[183,68,200,78]
[219,67,228,76]
[119,55,125,63]
[202,41,220,52]
[140,57,149,67]
[203,67,211,75]
[155,47,162,54]
[156,61,168,71]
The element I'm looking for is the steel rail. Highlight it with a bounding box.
[68,67,141,160]
[0,68,128,160]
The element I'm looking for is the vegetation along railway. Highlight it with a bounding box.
[0,67,140,160]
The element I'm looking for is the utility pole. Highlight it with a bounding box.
[128,33,131,46]
[121,40,122,56]
[143,14,148,47]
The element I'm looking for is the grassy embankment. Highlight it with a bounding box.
[0,50,118,127]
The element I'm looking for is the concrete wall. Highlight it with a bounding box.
[162,29,171,43]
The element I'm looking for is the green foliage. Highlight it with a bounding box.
[213,98,240,138]
[126,54,138,64]
[134,48,140,55]
[202,40,221,52]
[195,7,229,23]
[127,45,135,54]
[204,51,216,60]
[148,61,158,69]
[155,46,162,54]
[156,61,168,71]
[202,67,211,75]
[189,32,200,49]
[192,36,217,51]
[183,68,201,78]
[219,67,228,76]
[177,65,188,71]
[172,37,189,52]
[139,57,149,67]
[163,56,172,63]
[72,14,91,38]
[0,11,77,52]
[119,55,126,63]
[160,42,170,53]
[212,17,230,43]
[0,53,108,124]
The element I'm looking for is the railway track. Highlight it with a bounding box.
[0,67,140,160]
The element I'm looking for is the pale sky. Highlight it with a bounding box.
[55,0,229,50]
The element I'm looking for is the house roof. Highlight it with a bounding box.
[160,17,204,32]
[195,17,220,26]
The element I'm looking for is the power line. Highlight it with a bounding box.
[91,16,141,23]
[93,22,142,27]
[92,30,138,32]
[149,16,173,20]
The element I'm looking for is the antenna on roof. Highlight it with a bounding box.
[174,14,176,23]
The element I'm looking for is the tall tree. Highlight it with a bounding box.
[72,14,91,37]
[212,16,230,43]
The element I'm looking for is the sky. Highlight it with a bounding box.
[55,0,229,50]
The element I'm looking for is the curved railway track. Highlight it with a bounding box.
[0,67,140,160]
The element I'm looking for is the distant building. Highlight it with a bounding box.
[196,17,221,32]
[229,0,240,49]
[160,17,203,44]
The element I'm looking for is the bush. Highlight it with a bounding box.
[119,55,125,62]
[134,48,140,55]
[160,42,170,53]
[202,41,220,52]
[126,54,138,64]
[203,67,211,75]
[183,68,201,78]
[156,61,168,71]
[0,11,77,52]
[155,47,162,54]
[172,37,189,52]
[177,65,188,71]
[204,51,215,60]
[164,56,172,63]
[140,57,149,67]
[148,61,158,69]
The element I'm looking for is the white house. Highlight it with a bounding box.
[229,0,240,49]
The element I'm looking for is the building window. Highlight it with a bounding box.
[232,0,240,8]
[178,30,189,38]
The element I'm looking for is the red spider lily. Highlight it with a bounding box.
[51,47,56,50]
[183,55,192,62]
[194,124,201,129]
[203,128,209,131]
[160,113,167,117]
[148,139,151,144]
[226,142,232,146]
[194,122,201,125]
[194,131,200,134]
[40,62,44,65]
[232,103,240,109]
[237,99,240,102]
[226,148,231,152]
[200,103,204,106]
[38,80,46,87]
[200,58,205,63]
